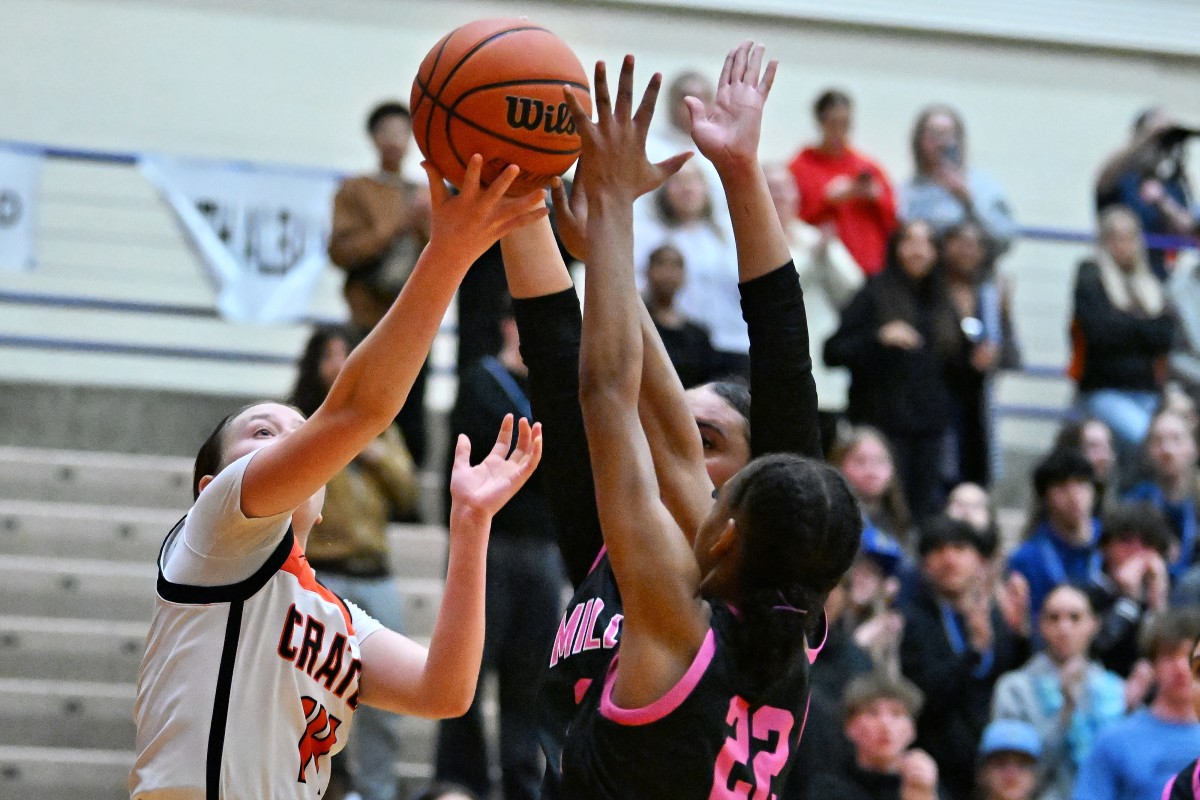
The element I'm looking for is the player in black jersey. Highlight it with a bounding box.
[541,45,863,799]
[497,41,843,797]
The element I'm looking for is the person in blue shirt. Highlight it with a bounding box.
[1126,409,1199,578]
[1073,609,1200,800]
[1009,449,1102,633]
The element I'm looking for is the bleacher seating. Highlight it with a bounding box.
[0,445,452,799]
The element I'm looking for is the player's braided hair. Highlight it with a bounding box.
[725,454,862,697]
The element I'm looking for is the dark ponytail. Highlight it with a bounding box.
[727,454,862,696]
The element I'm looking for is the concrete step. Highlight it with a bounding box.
[0,555,444,635]
[0,498,447,579]
[0,446,193,509]
[0,616,146,684]
[0,745,131,800]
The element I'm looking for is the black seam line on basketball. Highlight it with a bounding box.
[417,32,455,148]
[206,600,244,800]
[435,79,589,170]
[424,25,547,155]
[430,25,547,101]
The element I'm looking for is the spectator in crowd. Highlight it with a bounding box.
[1070,206,1175,464]
[941,219,1013,486]
[1095,108,1200,279]
[901,516,1030,800]
[1162,633,1200,800]
[1009,448,1102,628]
[788,88,898,275]
[641,69,728,233]
[765,161,864,451]
[976,720,1043,800]
[1072,610,1200,800]
[785,575,871,799]
[946,482,1000,555]
[291,325,418,800]
[805,672,946,800]
[641,243,720,388]
[1168,253,1200,388]
[1054,418,1122,513]
[832,426,914,547]
[1125,409,1199,576]
[846,532,907,673]
[634,161,745,375]
[434,304,565,800]
[900,104,1017,255]
[826,220,970,519]
[329,100,432,466]
[991,585,1126,800]
[1084,502,1171,679]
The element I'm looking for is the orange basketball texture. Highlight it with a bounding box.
[410,18,591,196]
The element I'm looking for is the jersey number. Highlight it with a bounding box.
[709,697,794,800]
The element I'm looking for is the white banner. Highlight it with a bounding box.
[0,146,42,272]
[140,155,338,323]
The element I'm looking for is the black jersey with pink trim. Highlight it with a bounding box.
[559,602,812,800]
[537,549,624,784]
[1165,759,1200,800]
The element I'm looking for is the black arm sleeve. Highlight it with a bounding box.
[740,261,822,461]
[511,288,602,588]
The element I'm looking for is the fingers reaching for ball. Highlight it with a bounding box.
[422,154,549,261]
[564,55,693,202]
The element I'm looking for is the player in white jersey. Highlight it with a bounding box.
[129,157,548,800]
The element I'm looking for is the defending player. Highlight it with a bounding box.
[520,47,855,798]
[128,158,546,800]
[498,41,839,796]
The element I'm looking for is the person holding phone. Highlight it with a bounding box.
[899,105,1017,259]
[788,89,897,276]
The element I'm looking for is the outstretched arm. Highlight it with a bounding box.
[688,41,822,459]
[240,158,547,517]
[569,57,709,710]
[359,416,542,717]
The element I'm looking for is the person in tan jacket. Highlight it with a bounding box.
[329,101,432,465]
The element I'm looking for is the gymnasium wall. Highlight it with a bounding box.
[1,0,1198,372]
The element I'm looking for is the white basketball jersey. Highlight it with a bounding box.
[129,518,382,799]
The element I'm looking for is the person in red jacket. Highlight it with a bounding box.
[788,89,897,276]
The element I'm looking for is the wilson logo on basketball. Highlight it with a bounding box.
[504,96,576,136]
[296,695,342,784]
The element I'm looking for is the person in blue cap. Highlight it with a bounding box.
[976,719,1041,800]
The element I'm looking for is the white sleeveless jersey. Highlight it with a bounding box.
[129,517,382,799]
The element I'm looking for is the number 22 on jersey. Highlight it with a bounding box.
[709,696,796,800]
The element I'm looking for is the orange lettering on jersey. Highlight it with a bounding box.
[297,695,341,784]
[278,610,359,702]
[312,633,346,689]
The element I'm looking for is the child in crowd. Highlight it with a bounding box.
[976,720,1042,800]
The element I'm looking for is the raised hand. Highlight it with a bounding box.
[422,156,549,264]
[562,56,692,202]
[550,175,589,263]
[684,40,777,175]
[449,414,544,522]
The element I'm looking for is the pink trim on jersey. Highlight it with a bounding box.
[574,678,593,705]
[806,610,829,665]
[1162,776,1175,800]
[599,628,716,726]
[1193,758,1200,797]
[588,546,608,576]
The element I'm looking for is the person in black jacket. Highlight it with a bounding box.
[434,302,567,800]
[1072,205,1174,465]
[825,219,973,520]
[805,673,947,800]
[900,517,1030,800]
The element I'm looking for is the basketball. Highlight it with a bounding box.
[410,18,591,196]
